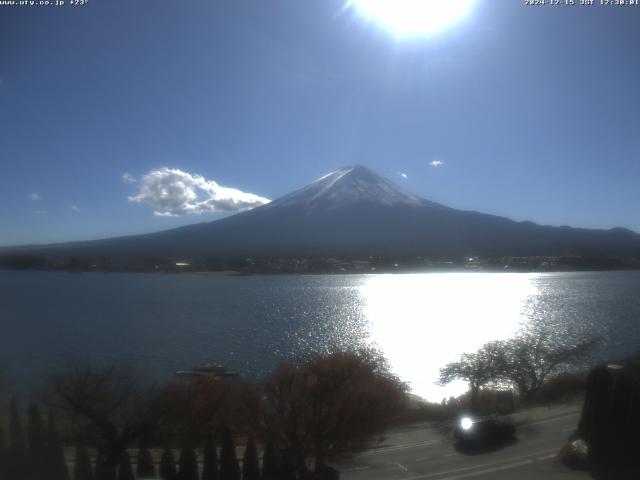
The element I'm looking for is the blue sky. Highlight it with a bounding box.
[1,0,639,246]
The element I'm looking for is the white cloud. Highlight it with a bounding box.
[129,167,270,217]
[30,192,41,201]
[397,172,408,179]
[430,160,444,167]
[121,172,137,184]
[70,204,80,212]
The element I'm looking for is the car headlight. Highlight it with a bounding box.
[459,417,473,431]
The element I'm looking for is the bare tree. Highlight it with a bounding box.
[499,329,599,401]
[256,349,408,475]
[438,341,504,412]
[152,375,256,444]
[48,364,160,479]
[440,326,599,405]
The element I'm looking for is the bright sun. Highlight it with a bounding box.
[348,0,476,38]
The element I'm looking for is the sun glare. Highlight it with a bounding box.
[360,273,537,400]
[349,0,476,38]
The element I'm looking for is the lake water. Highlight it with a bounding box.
[1,270,639,401]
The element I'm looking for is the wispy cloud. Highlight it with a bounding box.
[121,172,136,184]
[430,160,444,167]
[129,167,270,217]
[70,204,80,212]
[30,192,41,201]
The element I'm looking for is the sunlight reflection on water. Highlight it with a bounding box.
[360,273,538,401]
[3,270,640,401]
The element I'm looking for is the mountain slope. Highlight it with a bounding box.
[3,166,640,261]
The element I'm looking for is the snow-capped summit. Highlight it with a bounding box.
[266,165,441,211]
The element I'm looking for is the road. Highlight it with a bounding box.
[338,403,590,480]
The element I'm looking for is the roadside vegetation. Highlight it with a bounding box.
[438,324,599,413]
[0,327,605,479]
[0,350,408,480]
[561,351,640,479]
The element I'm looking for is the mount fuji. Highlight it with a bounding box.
[4,166,640,263]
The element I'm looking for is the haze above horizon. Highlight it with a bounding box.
[1,0,639,246]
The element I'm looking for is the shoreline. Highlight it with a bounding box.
[2,266,640,276]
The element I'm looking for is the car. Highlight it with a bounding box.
[453,414,516,447]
